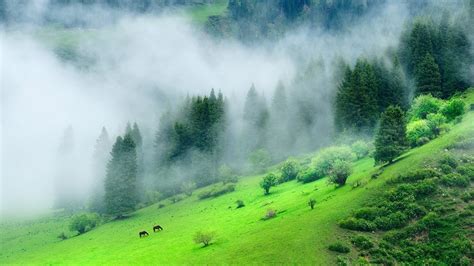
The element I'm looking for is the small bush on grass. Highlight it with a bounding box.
[296,167,322,183]
[262,209,277,220]
[328,242,350,253]
[312,146,355,177]
[235,200,245,208]
[279,158,300,183]
[169,194,185,203]
[308,198,316,209]
[198,183,236,199]
[193,231,215,247]
[339,217,376,232]
[57,232,68,240]
[260,173,277,195]
[181,181,196,196]
[328,160,352,186]
[408,94,444,120]
[69,213,100,235]
[351,140,371,159]
[351,235,374,250]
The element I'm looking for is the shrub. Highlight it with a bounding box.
[145,190,162,205]
[57,232,68,240]
[408,94,444,121]
[441,173,469,187]
[248,149,271,173]
[351,235,374,250]
[279,158,300,183]
[235,200,245,208]
[328,160,352,186]
[198,183,236,199]
[181,181,196,196]
[158,203,166,209]
[339,217,376,232]
[312,146,355,177]
[351,140,370,159]
[296,166,321,183]
[441,98,465,121]
[426,113,447,136]
[260,173,277,195]
[193,231,215,247]
[328,242,350,253]
[69,213,100,235]
[354,207,385,220]
[457,165,474,180]
[263,209,277,220]
[395,168,439,183]
[374,211,408,230]
[407,120,433,146]
[218,164,238,184]
[169,194,185,203]
[308,198,316,209]
[438,153,458,169]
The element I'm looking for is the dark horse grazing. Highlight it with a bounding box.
[153,225,163,232]
[139,231,149,238]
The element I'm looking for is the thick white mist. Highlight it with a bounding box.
[1,2,410,216]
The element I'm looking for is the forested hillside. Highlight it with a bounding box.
[1,0,473,264]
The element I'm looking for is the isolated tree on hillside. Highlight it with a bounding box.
[260,173,277,195]
[374,106,408,164]
[104,134,138,218]
[415,53,442,97]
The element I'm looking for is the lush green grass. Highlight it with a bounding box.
[1,89,473,264]
[186,0,228,24]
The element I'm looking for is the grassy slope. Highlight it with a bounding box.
[1,89,473,264]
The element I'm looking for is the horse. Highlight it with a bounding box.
[139,231,149,238]
[153,225,163,232]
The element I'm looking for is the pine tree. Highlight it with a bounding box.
[415,53,442,97]
[374,106,408,164]
[104,134,138,218]
[89,127,111,213]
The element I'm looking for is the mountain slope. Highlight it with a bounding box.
[1,90,473,264]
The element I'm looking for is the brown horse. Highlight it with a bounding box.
[153,225,163,232]
[139,231,149,238]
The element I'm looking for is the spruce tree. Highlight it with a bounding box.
[415,53,442,97]
[374,106,408,164]
[89,127,111,213]
[104,134,138,218]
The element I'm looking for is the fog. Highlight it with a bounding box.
[1,1,417,216]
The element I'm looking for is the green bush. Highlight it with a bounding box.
[408,94,444,121]
[145,190,163,205]
[235,200,245,208]
[193,231,215,247]
[248,149,271,173]
[312,145,355,177]
[328,159,352,186]
[374,211,408,230]
[407,120,433,147]
[395,168,439,183]
[339,217,376,232]
[181,181,196,196]
[441,98,465,121]
[457,165,474,180]
[279,158,300,183]
[328,242,350,253]
[426,113,447,136]
[351,235,374,250]
[218,164,238,184]
[439,153,458,169]
[296,166,321,183]
[198,183,236,199]
[351,140,371,159]
[69,213,100,235]
[308,198,316,209]
[354,207,386,220]
[440,173,469,187]
[260,173,277,195]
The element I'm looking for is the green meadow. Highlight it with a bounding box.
[1,91,472,264]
